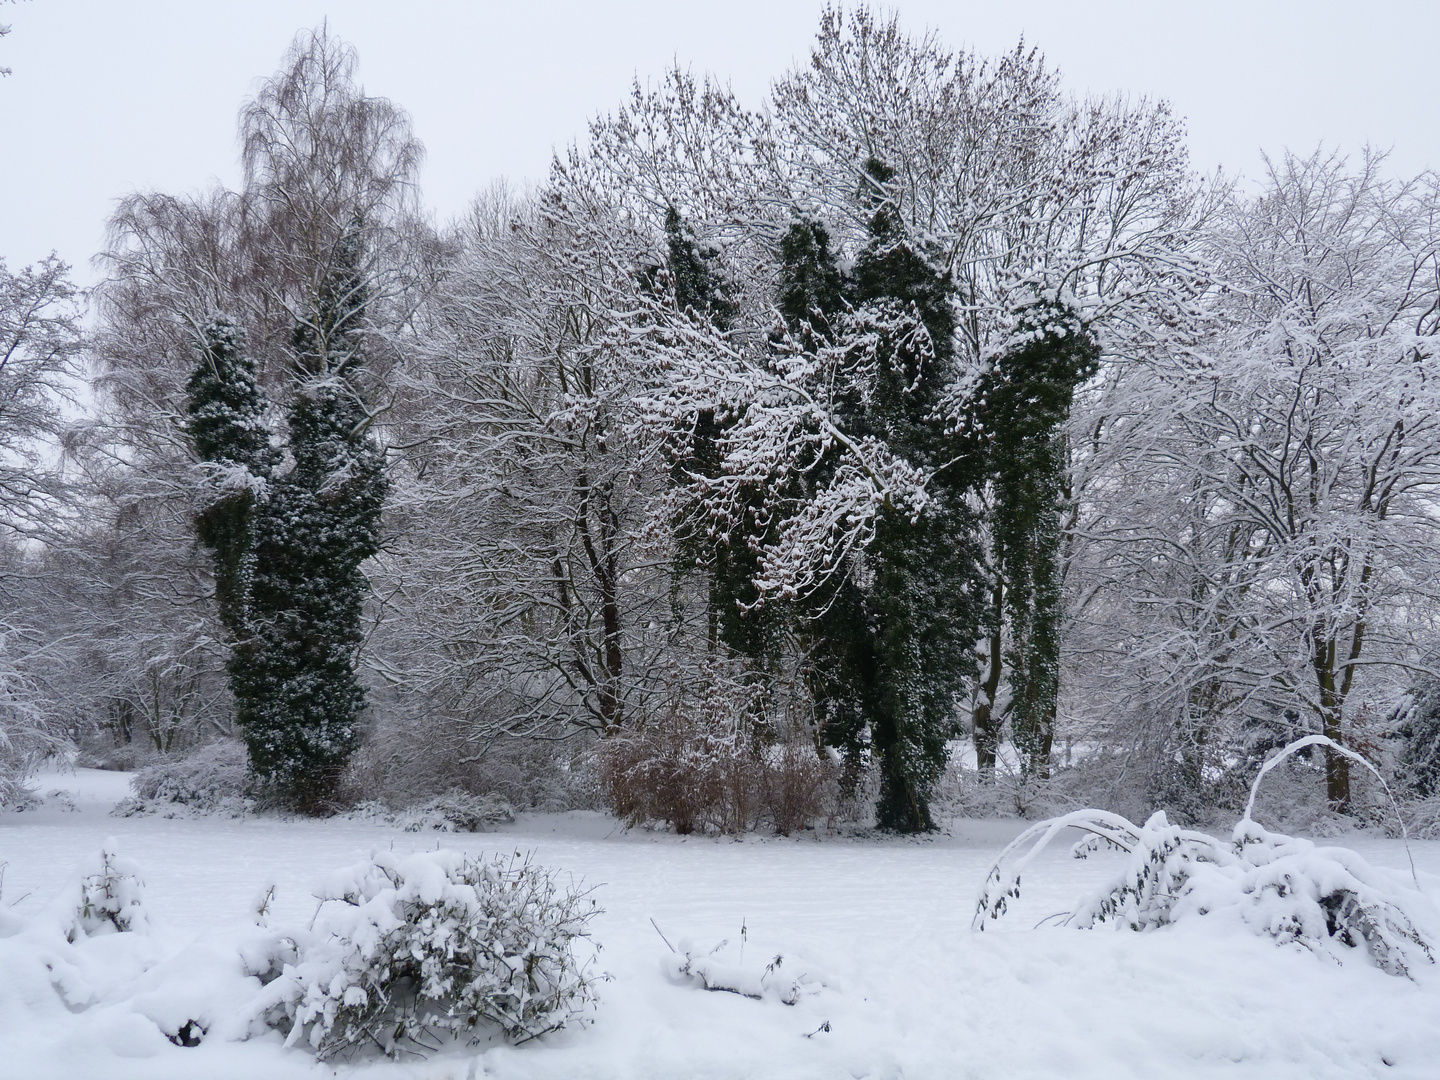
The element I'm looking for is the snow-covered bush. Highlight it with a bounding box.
[258,849,602,1058]
[975,736,1436,978]
[62,841,152,942]
[116,739,252,816]
[1401,795,1440,840]
[396,791,516,832]
[340,792,517,832]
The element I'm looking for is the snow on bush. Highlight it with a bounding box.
[1,841,603,1061]
[975,736,1436,978]
[62,840,152,942]
[255,849,603,1058]
[657,923,828,1005]
[395,791,516,832]
[342,791,517,832]
[115,739,252,817]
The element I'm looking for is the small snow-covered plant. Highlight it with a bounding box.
[655,920,827,1005]
[64,840,151,942]
[395,791,516,833]
[974,736,1435,978]
[263,849,602,1058]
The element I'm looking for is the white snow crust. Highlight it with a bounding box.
[3,766,1439,1079]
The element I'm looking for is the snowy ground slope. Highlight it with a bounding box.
[2,768,1439,1079]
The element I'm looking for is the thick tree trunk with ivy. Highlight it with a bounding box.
[804,160,982,833]
[972,581,1004,779]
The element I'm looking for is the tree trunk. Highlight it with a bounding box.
[972,582,1004,780]
[1313,631,1350,811]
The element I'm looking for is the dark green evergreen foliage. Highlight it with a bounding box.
[799,160,981,832]
[664,206,736,330]
[234,374,385,810]
[237,225,386,811]
[777,215,847,340]
[184,317,270,466]
[981,298,1099,776]
[1399,682,1440,797]
[708,215,855,666]
[848,158,956,467]
[663,207,760,656]
[183,316,271,642]
[183,228,386,814]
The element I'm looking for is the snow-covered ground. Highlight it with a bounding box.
[3,767,1439,1079]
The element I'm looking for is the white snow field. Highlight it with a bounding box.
[3,767,1440,1080]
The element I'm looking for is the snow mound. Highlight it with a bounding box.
[658,924,829,1006]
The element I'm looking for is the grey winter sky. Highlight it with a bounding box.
[2,0,1437,286]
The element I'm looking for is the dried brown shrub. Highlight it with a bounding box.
[599,663,836,835]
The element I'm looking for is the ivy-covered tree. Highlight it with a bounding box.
[980,299,1099,777]
[235,226,388,811]
[183,228,387,813]
[183,316,271,636]
[801,161,982,832]
[662,207,750,654]
[702,215,852,669]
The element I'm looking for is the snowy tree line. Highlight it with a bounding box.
[3,10,1439,829]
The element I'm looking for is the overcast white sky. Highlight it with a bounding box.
[3,1,1437,286]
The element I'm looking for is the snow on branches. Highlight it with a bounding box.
[634,308,932,603]
[974,738,1436,979]
[258,849,603,1057]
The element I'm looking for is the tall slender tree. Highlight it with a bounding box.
[183,316,271,637]
[236,225,387,810]
[980,299,1099,777]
